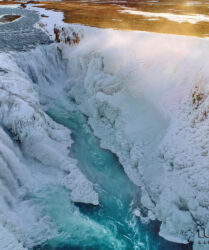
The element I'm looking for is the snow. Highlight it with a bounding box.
[0,223,26,250]
[120,8,209,24]
[0,5,19,8]
[27,4,65,40]
[0,126,56,249]
[0,121,103,249]
[49,24,209,244]
[0,45,99,249]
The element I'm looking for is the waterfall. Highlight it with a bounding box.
[0,22,203,249]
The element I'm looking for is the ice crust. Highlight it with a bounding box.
[53,25,209,245]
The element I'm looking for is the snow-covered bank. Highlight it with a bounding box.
[27,4,65,40]
[0,49,98,205]
[0,45,100,249]
[50,25,209,245]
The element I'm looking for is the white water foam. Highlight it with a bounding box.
[0,45,100,249]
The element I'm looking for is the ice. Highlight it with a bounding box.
[0,5,19,9]
[0,127,50,249]
[50,24,209,244]
[0,44,101,248]
[0,223,26,250]
[27,4,65,40]
[1,4,209,246]
[0,50,98,204]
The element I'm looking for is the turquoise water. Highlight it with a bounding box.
[14,41,192,250]
[33,100,192,250]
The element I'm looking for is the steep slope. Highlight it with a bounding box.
[51,25,209,245]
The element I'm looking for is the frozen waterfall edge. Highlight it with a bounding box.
[51,25,209,247]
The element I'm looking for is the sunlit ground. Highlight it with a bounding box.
[8,0,209,37]
[1,0,209,36]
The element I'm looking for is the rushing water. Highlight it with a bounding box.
[31,99,192,250]
[0,4,196,247]
[12,39,194,249]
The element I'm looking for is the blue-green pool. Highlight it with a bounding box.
[33,100,192,250]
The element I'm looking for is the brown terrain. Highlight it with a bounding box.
[0,14,21,23]
[1,0,209,37]
[0,1,17,5]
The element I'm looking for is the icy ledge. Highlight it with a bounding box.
[0,52,98,206]
[54,25,209,245]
